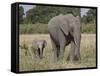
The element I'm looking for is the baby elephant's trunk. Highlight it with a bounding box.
[39,46,43,59]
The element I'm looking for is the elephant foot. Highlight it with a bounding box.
[74,55,80,61]
[67,55,70,61]
[67,55,80,61]
[58,55,63,61]
[39,57,43,59]
[39,55,43,59]
[54,56,61,63]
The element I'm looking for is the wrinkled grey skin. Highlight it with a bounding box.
[32,40,47,59]
[48,14,81,62]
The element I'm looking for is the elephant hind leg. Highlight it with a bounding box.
[59,44,65,60]
[50,38,58,62]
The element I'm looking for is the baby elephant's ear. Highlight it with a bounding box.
[44,40,47,46]
[32,40,37,48]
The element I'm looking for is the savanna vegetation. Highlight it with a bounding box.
[19,6,96,34]
[19,34,96,71]
[19,5,96,71]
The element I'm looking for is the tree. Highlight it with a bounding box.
[81,8,96,24]
[24,5,81,24]
[87,8,96,24]
[19,6,24,24]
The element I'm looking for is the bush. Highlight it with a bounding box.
[81,23,96,34]
[19,23,48,34]
[19,23,96,34]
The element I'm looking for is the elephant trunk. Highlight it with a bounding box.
[39,47,43,59]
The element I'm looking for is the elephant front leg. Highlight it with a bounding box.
[57,46,60,59]
[67,40,81,61]
[67,41,75,61]
[74,45,81,61]
[33,50,39,59]
[67,26,81,61]
[73,28,81,61]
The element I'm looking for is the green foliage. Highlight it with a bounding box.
[19,6,96,34]
[24,5,80,24]
[19,23,48,34]
[81,23,96,33]
[19,6,24,24]
[81,8,96,24]
[19,23,95,34]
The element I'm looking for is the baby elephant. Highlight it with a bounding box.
[32,40,47,59]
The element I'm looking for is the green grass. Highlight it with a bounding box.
[19,34,96,72]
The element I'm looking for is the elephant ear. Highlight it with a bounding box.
[59,20,70,36]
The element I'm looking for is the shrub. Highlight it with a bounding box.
[19,23,48,34]
[81,23,96,34]
[19,23,96,34]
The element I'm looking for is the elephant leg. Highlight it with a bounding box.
[67,27,81,61]
[59,44,65,60]
[74,37,81,61]
[67,41,75,61]
[37,49,40,58]
[39,50,43,59]
[34,50,39,59]
[67,39,81,61]
[50,38,58,62]
[57,46,60,58]
[74,47,80,61]
[58,29,66,60]
[73,28,81,61]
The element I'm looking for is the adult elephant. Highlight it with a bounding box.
[48,14,81,62]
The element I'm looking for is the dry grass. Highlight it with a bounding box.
[19,34,96,72]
